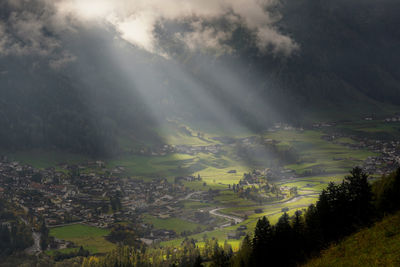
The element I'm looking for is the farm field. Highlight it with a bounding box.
[49,224,115,254]
[3,149,86,169]
[142,214,207,234]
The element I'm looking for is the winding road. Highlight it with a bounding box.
[209,208,243,226]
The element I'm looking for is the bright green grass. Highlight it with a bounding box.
[158,120,217,146]
[142,214,206,234]
[182,181,227,191]
[49,224,115,254]
[197,166,247,185]
[304,211,400,267]
[182,200,213,209]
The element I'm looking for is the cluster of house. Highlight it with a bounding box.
[384,116,400,123]
[173,145,221,155]
[269,122,305,132]
[137,145,175,156]
[321,132,400,175]
[364,114,400,122]
[363,150,400,175]
[227,225,247,240]
[311,122,335,128]
[0,157,227,244]
[136,143,222,156]
[0,159,192,227]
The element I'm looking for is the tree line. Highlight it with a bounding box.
[0,222,33,257]
[233,167,400,266]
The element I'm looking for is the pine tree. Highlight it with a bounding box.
[232,235,253,267]
[252,216,272,265]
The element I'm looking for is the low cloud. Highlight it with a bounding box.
[0,5,58,56]
[0,0,76,68]
[175,20,235,54]
[0,0,298,62]
[49,51,77,69]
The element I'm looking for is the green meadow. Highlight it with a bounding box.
[142,214,207,234]
[49,224,115,254]
[266,130,377,176]
[4,150,87,169]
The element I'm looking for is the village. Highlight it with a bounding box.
[0,158,225,246]
[1,117,399,251]
[320,131,400,175]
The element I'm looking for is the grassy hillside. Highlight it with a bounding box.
[304,211,400,267]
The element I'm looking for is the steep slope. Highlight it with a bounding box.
[304,211,400,267]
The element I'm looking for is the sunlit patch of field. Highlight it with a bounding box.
[49,224,115,254]
[162,131,212,146]
[182,200,213,209]
[277,174,346,193]
[196,166,247,185]
[158,120,219,146]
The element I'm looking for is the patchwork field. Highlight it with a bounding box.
[8,120,393,251]
[154,125,385,248]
